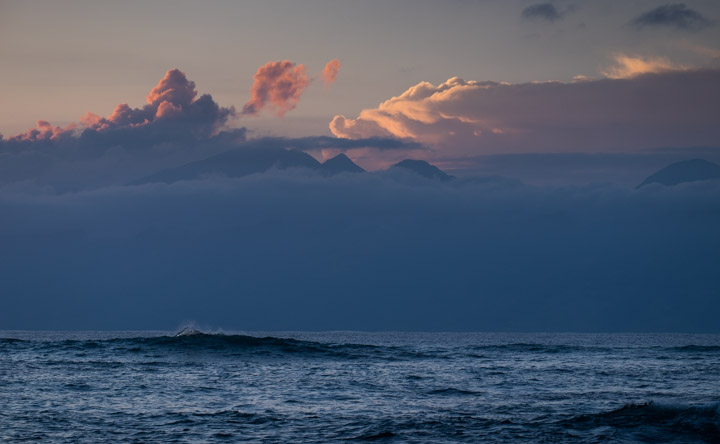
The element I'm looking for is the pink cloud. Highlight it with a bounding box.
[10,69,233,141]
[155,101,183,119]
[242,60,310,117]
[146,68,198,107]
[9,120,76,142]
[322,59,341,87]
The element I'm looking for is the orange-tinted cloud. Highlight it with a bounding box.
[242,60,310,117]
[10,120,76,142]
[330,69,720,155]
[602,54,686,79]
[146,68,197,107]
[1,69,240,191]
[322,59,341,87]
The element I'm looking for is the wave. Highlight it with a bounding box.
[0,337,27,345]
[348,430,397,441]
[563,401,720,442]
[110,332,383,358]
[467,343,613,354]
[426,387,482,396]
[6,330,413,361]
[7,332,719,361]
[0,337,28,351]
[468,343,720,355]
[670,345,720,353]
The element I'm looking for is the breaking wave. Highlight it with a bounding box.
[4,330,411,361]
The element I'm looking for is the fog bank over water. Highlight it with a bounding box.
[2,171,718,332]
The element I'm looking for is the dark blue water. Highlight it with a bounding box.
[1,331,719,443]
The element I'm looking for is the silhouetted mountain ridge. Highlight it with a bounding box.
[320,153,365,175]
[391,159,454,181]
[637,159,720,188]
[132,147,453,185]
[133,148,366,184]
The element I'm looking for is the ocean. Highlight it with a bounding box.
[1,330,719,443]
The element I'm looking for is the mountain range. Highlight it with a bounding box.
[133,147,453,185]
[133,145,718,189]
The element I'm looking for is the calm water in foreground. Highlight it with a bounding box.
[1,331,719,443]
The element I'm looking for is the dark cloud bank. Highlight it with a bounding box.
[1,69,719,332]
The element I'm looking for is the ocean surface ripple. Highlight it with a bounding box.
[1,331,719,443]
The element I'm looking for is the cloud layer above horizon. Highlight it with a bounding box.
[10,69,235,144]
[0,68,417,192]
[330,64,720,156]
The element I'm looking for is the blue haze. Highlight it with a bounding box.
[1,171,718,332]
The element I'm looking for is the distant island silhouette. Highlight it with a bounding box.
[637,159,720,188]
[391,159,454,181]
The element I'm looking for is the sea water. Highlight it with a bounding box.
[1,331,719,443]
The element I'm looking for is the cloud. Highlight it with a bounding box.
[10,120,77,142]
[146,68,198,107]
[0,114,418,192]
[444,148,720,187]
[0,69,240,191]
[322,59,341,87]
[1,173,718,331]
[330,69,720,156]
[630,3,713,31]
[242,60,310,117]
[602,54,685,79]
[521,3,563,22]
[236,135,422,152]
[7,68,234,143]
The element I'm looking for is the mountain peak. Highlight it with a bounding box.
[391,159,454,181]
[320,153,365,175]
[637,159,720,188]
[132,147,321,185]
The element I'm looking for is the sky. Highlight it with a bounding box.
[2,0,720,178]
[1,1,719,331]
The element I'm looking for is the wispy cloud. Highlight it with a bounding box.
[630,3,713,31]
[521,3,565,22]
[602,54,686,79]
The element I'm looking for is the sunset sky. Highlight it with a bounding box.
[2,1,719,173]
